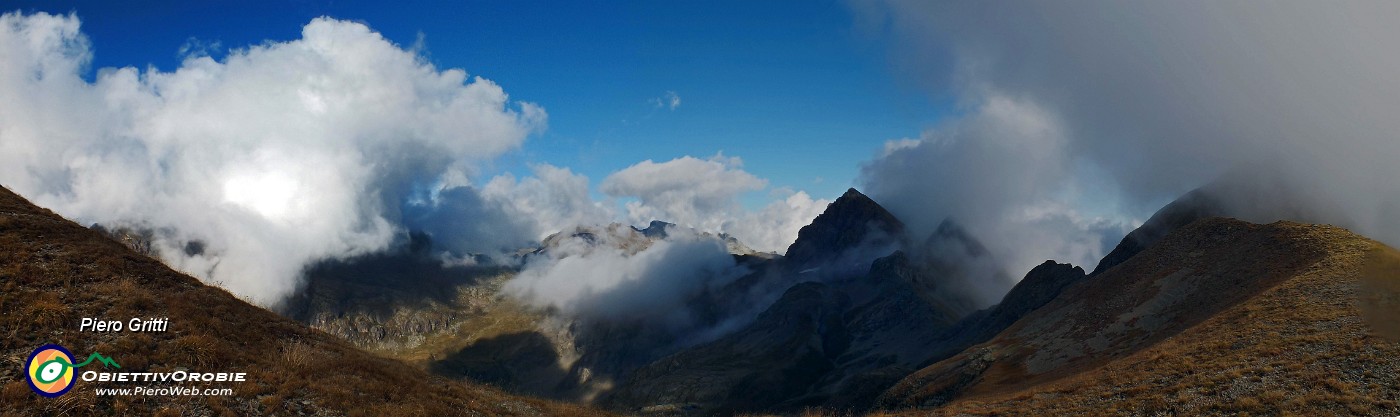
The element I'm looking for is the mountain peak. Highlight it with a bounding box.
[928,218,990,258]
[783,187,905,269]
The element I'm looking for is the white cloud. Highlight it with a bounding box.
[601,154,827,252]
[862,94,1131,276]
[727,189,829,254]
[856,1,1400,274]
[0,11,832,313]
[177,37,222,59]
[0,12,544,305]
[481,163,615,241]
[651,90,681,110]
[602,154,765,231]
[880,138,921,157]
[504,228,745,327]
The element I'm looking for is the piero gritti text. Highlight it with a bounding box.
[79,317,170,333]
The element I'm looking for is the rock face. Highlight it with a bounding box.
[784,188,905,271]
[633,220,674,239]
[877,218,1400,415]
[800,251,979,410]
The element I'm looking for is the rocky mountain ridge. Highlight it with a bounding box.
[878,217,1400,416]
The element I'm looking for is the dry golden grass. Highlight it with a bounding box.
[732,408,909,417]
[0,185,614,416]
[881,219,1400,416]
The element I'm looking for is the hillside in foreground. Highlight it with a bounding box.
[878,218,1400,416]
[0,185,607,416]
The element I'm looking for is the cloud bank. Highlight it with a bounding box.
[504,227,747,328]
[854,1,1400,275]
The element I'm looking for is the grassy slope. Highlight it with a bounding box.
[880,218,1400,416]
[0,186,610,417]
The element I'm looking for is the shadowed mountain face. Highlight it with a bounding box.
[283,234,514,351]
[0,186,608,416]
[783,188,906,273]
[877,217,1400,415]
[603,282,852,414]
[899,260,1088,381]
[603,188,1012,414]
[428,331,569,398]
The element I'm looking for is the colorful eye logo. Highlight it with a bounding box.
[26,344,76,397]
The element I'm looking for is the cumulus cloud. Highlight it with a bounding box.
[504,228,747,328]
[482,164,616,241]
[854,1,1400,274]
[731,189,829,254]
[401,163,620,259]
[603,154,766,229]
[602,154,827,252]
[0,12,544,305]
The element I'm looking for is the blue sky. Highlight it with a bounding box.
[8,0,950,204]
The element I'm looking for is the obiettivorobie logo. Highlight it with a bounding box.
[24,343,247,398]
[25,344,120,397]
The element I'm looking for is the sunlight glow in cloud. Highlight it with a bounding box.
[0,11,824,307]
[0,12,543,305]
